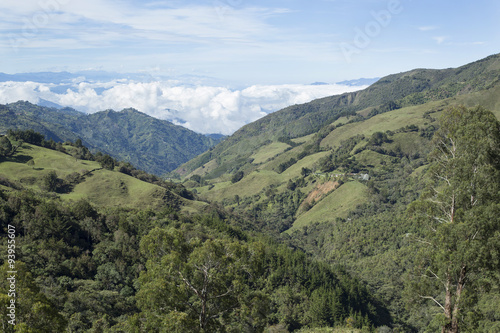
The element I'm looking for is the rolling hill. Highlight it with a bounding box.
[0,102,222,175]
[1,53,499,332]
[0,132,393,332]
[0,139,206,213]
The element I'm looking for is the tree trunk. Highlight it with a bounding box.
[442,274,453,333]
[450,264,467,333]
[441,265,467,333]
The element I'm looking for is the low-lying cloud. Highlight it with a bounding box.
[0,79,366,134]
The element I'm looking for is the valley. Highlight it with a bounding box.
[1,53,500,332]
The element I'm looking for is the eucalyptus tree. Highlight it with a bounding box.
[407,106,500,332]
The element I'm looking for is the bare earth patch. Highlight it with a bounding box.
[300,180,339,209]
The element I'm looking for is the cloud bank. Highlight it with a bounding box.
[0,79,366,134]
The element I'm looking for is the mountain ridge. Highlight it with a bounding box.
[0,102,222,175]
[175,53,500,178]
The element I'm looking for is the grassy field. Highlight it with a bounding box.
[186,159,219,178]
[289,181,369,232]
[0,143,101,189]
[353,149,394,168]
[453,85,500,117]
[61,168,169,208]
[199,169,285,201]
[284,151,330,177]
[320,100,448,149]
[0,142,205,212]
[251,142,291,164]
[291,133,315,144]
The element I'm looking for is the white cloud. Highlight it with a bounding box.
[0,1,285,48]
[0,79,366,134]
[433,36,448,45]
[418,26,438,31]
[0,81,42,104]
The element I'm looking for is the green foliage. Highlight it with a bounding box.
[277,157,297,173]
[1,54,500,333]
[97,154,116,170]
[406,106,500,332]
[0,103,221,175]
[177,54,500,179]
[231,171,244,183]
[8,129,45,146]
[0,136,14,157]
[42,171,59,192]
[0,185,390,332]
[368,132,390,146]
[0,261,67,332]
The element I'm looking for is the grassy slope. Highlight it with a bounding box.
[290,181,369,232]
[178,54,500,237]
[321,99,448,148]
[0,143,206,212]
[176,53,500,179]
[187,94,500,233]
[251,141,291,164]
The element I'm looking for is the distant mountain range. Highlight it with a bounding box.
[336,77,380,86]
[0,102,223,175]
[0,70,231,87]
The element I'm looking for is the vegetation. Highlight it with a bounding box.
[1,54,500,332]
[0,103,223,175]
[175,54,500,332]
[406,106,500,332]
[0,131,390,332]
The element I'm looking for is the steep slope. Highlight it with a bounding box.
[0,102,222,175]
[178,56,500,232]
[175,53,500,178]
[174,53,500,331]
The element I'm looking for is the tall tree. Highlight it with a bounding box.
[407,106,500,333]
[136,227,260,332]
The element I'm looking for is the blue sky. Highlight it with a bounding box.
[1,0,499,85]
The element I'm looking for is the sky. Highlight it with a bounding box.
[0,0,499,133]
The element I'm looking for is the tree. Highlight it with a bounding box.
[42,171,59,192]
[301,167,311,177]
[0,261,67,332]
[99,154,116,170]
[368,131,389,146]
[231,171,244,183]
[190,174,202,184]
[0,136,13,157]
[407,106,500,333]
[137,227,257,332]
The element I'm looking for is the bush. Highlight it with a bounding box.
[231,171,244,183]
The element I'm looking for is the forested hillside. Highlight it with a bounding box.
[0,102,222,175]
[0,131,391,332]
[175,54,500,332]
[175,53,500,178]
